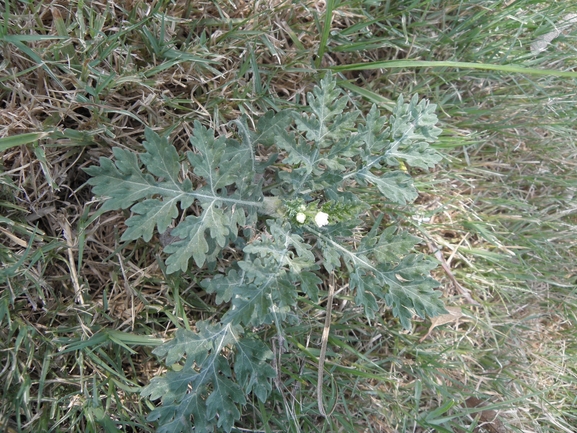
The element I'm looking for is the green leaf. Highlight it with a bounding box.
[298,271,322,302]
[142,322,256,433]
[313,220,363,272]
[387,140,442,170]
[201,268,245,304]
[359,224,422,263]
[230,111,292,173]
[243,221,316,273]
[351,270,378,314]
[139,128,182,183]
[164,205,244,273]
[85,126,263,272]
[275,73,362,195]
[276,135,317,173]
[331,58,577,78]
[356,169,418,204]
[228,259,296,326]
[294,73,350,144]
[208,220,319,326]
[206,359,245,431]
[382,255,445,329]
[359,102,442,170]
[187,122,244,194]
[315,226,445,328]
[346,96,442,196]
[234,335,276,402]
[84,147,160,211]
[384,94,443,169]
[390,94,442,143]
[164,214,210,273]
[122,198,180,242]
[358,104,390,156]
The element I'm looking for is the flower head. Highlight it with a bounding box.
[295,212,307,224]
[314,211,329,227]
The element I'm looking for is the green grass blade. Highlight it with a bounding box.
[331,59,577,78]
[4,38,66,89]
[2,35,66,42]
[0,132,50,152]
[337,80,394,111]
[315,0,336,68]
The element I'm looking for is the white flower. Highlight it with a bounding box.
[296,212,307,223]
[314,211,329,227]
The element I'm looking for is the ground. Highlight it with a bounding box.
[1,1,576,432]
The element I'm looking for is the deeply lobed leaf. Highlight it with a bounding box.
[85,125,263,272]
[142,322,275,433]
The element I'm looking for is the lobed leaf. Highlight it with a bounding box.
[228,259,296,326]
[356,169,418,204]
[85,126,263,273]
[359,224,423,263]
[84,147,160,211]
[201,268,245,304]
[234,335,276,402]
[122,198,180,242]
[316,225,445,328]
[142,322,272,433]
[294,73,351,144]
[381,255,445,329]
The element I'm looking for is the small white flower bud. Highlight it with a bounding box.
[296,212,307,223]
[314,211,329,227]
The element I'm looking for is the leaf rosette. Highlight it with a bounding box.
[85,73,447,432]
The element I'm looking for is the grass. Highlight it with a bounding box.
[1,0,576,431]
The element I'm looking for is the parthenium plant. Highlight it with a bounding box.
[85,73,446,432]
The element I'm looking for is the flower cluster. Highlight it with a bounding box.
[284,199,331,227]
[294,210,329,226]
